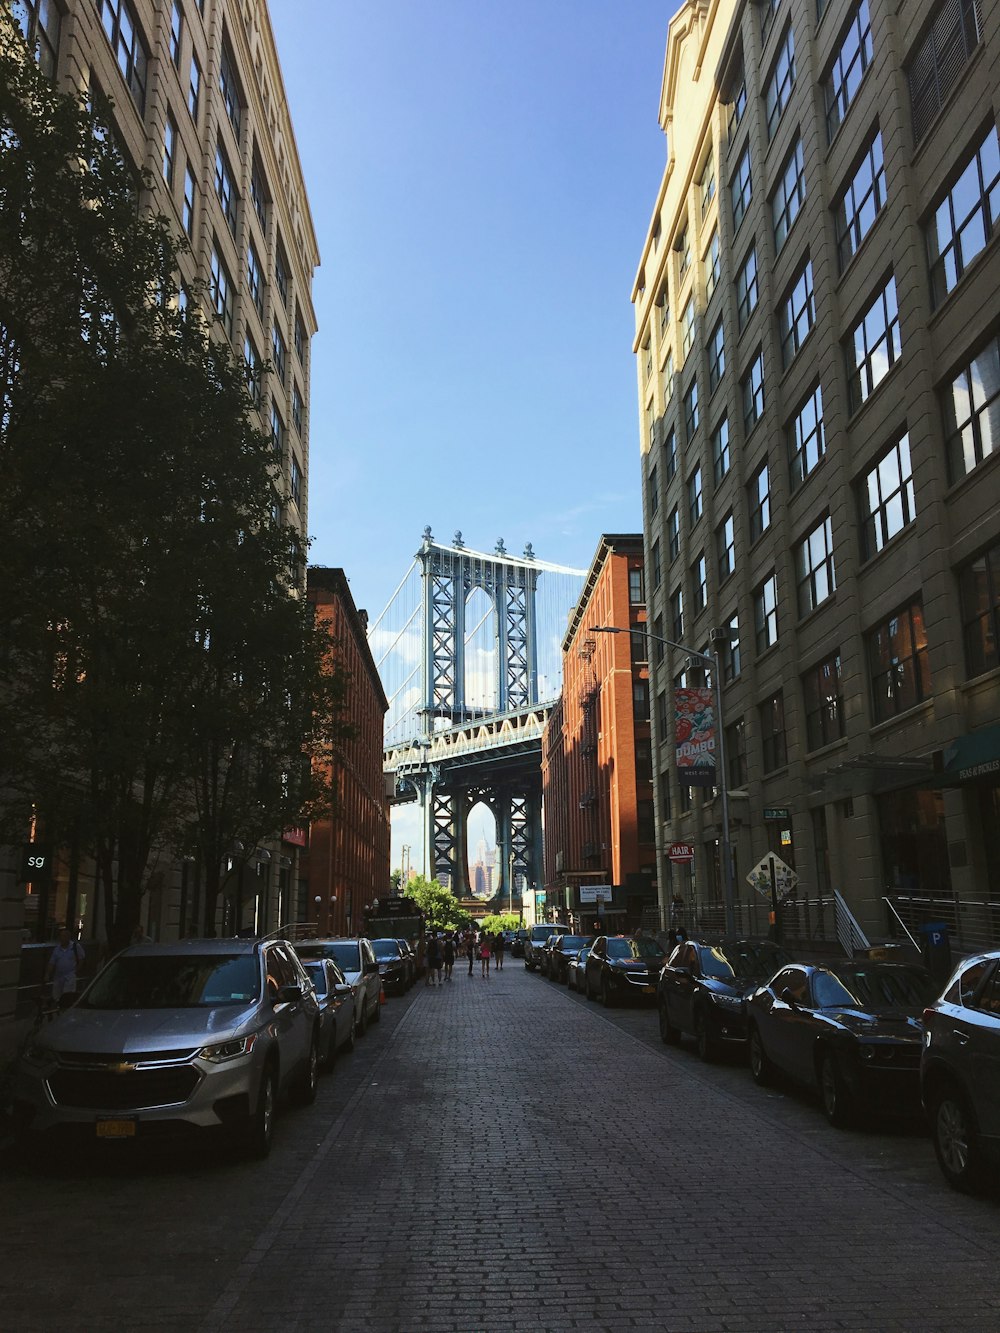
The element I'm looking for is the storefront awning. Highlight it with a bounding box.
[943,724,1000,784]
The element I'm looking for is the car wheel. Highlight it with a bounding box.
[320,1024,336,1073]
[291,1032,319,1106]
[371,990,382,1023]
[658,1002,681,1046]
[931,1083,985,1193]
[694,1010,716,1063]
[245,1063,277,1159]
[600,978,613,1008]
[343,1012,357,1053]
[819,1049,854,1128]
[748,1024,772,1087]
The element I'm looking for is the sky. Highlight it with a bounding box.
[269,0,671,622]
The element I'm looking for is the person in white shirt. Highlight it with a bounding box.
[45,927,84,1009]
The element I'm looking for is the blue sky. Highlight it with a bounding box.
[270,0,670,621]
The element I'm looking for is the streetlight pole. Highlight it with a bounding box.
[591,623,736,938]
[508,849,514,919]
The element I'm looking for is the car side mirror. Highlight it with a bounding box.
[364,961,379,975]
[780,987,799,1007]
[333,983,353,996]
[275,983,303,1005]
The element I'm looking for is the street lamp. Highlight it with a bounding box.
[508,849,515,918]
[591,623,736,938]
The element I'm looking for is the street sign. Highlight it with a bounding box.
[580,885,612,904]
[667,842,695,864]
[746,853,798,901]
[763,807,790,821]
[19,843,52,885]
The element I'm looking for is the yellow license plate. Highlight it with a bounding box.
[96,1117,137,1139]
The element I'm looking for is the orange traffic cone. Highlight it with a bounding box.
[379,985,386,1006]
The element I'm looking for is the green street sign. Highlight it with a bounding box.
[763,807,790,821]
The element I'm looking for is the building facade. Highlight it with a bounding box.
[633,0,1000,947]
[541,536,657,930]
[304,568,391,940]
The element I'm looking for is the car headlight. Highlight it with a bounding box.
[199,1034,258,1063]
[708,992,743,1011]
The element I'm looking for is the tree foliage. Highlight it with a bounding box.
[0,19,350,946]
[407,876,467,931]
[480,912,520,935]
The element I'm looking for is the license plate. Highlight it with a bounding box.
[643,985,655,994]
[96,1116,137,1139]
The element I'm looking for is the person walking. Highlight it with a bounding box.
[45,927,84,1010]
[479,933,492,979]
[466,930,476,976]
[443,933,455,982]
[425,933,442,986]
[492,930,505,971]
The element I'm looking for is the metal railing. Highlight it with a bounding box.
[883,893,1000,957]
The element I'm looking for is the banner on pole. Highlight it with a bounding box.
[675,687,716,787]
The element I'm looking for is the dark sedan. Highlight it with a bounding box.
[371,938,410,995]
[658,937,792,1061]
[547,935,593,985]
[584,935,666,1006]
[567,946,592,993]
[301,958,356,1068]
[746,959,937,1126]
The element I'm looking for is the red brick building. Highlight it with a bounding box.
[541,535,656,930]
[305,568,390,937]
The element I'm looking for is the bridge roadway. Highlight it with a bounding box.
[3,966,1000,1331]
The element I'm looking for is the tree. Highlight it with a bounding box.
[480,912,520,935]
[407,875,466,932]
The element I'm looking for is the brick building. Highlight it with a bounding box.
[304,569,390,939]
[633,0,1000,945]
[541,536,657,930]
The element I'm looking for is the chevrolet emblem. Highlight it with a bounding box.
[113,1062,136,1074]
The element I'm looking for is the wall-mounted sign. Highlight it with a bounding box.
[579,884,612,904]
[19,844,52,885]
[667,843,695,864]
[763,807,790,821]
[675,687,716,787]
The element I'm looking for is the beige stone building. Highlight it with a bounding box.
[633,0,1000,950]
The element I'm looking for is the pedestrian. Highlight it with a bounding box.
[45,927,84,1010]
[492,929,505,971]
[425,933,442,986]
[466,931,476,976]
[479,933,492,979]
[443,932,455,982]
[130,923,153,945]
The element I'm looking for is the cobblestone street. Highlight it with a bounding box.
[3,961,1000,1332]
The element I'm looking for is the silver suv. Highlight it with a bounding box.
[13,939,321,1158]
[523,923,569,971]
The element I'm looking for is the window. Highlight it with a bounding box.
[169,0,183,66]
[908,0,984,145]
[825,0,872,141]
[749,459,770,541]
[736,245,759,331]
[633,680,651,723]
[214,144,237,235]
[728,63,747,140]
[732,146,752,231]
[676,224,691,282]
[663,350,675,405]
[723,614,742,683]
[251,157,269,233]
[272,322,287,384]
[188,53,201,122]
[795,514,837,615]
[290,454,302,510]
[629,568,645,604]
[97,0,148,110]
[688,465,703,526]
[244,335,261,406]
[162,114,176,186]
[860,432,916,559]
[664,428,677,479]
[291,385,303,435]
[182,164,196,237]
[670,586,684,641]
[684,379,699,441]
[647,400,656,448]
[712,416,731,485]
[789,383,825,487]
[743,351,765,433]
[943,334,1000,480]
[868,599,931,722]
[652,616,665,665]
[759,692,787,771]
[717,512,736,582]
[294,309,307,363]
[681,298,695,360]
[754,573,779,652]
[704,228,721,302]
[648,462,659,516]
[847,276,901,410]
[836,130,886,270]
[764,27,796,140]
[760,0,781,46]
[658,289,671,336]
[247,241,264,317]
[14,0,61,77]
[275,244,290,307]
[693,553,708,613]
[803,652,845,749]
[219,42,243,139]
[708,320,726,392]
[959,540,1000,676]
[652,538,662,590]
[701,153,716,214]
[270,397,284,453]
[209,245,233,336]
[637,800,656,844]
[779,260,815,367]
[668,506,680,561]
[727,718,747,786]
[772,138,806,253]
[928,125,1000,306]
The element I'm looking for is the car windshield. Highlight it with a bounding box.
[832,963,937,1010]
[711,941,793,981]
[298,942,360,973]
[606,938,662,960]
[303,962,328,996]
[531,928,553,941]
[561,937,590,950]
[80,954,259,1009]
[371,940,401,961]
[811,970,859,1009]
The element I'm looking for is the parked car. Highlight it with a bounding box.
[300,958,357,1066]
[567,946,592,993]
[547,935,593,985]
[13,939,321,1157]
[370,938,410,995]
[746,959,936,1127]
[583,935,666,1005]
[295,938,381,1034]
[658,937,793,1060]
[538,932,568,978]
[523,923,569,971]
[396,938,417,988]
[510,928,529,959]
[922,949,1000,1192]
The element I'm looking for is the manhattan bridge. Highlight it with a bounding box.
[368,529,587,902]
